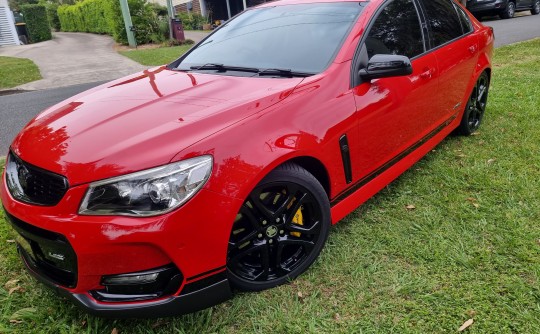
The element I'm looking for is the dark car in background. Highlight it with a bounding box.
[467,0,540,19]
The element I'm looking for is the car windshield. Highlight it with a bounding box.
[175,2,364,76]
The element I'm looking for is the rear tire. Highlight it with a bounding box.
[532,0,540,15]
[500,1,516,19]
[457,72,490,136]
[227,163,330,291]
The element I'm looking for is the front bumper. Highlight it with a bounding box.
[1,168,242,317]
[20,245,231,318]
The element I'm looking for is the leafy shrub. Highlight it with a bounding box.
[177,12,207,30]
[107,0,163,44]
[20,4,52,43]
[58,0,163,45]
[147,2,168,16]
[162,38,194,47]
[57,0,111,34]
[46,3,60,31]
[157,17,169,40]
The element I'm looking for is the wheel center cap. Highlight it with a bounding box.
[266,225,278,238]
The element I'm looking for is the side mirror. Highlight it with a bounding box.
[359,54,413,81]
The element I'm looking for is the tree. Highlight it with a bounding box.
[9,0,38,11]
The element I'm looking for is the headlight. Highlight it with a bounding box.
[79,156,212,217]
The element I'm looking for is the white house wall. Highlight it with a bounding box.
[0,0,20,46]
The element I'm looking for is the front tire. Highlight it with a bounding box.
[500,1,516,19]
[457,72,490,136]
[532,0,540,15]
[227,163,330,291]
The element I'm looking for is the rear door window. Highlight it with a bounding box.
[454,3,474,34]
[421,0,464,47]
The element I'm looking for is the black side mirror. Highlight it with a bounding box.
[359,54,413,81]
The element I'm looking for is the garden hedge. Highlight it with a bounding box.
[177,12,206,30]
[57,0,163,45]
[46,3,61,31]
[20,4,52,43]
[57,0,112,34]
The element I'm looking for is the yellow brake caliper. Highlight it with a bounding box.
[288,197,304,237]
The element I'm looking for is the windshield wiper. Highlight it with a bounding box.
[189,63,260,73]
[189,63,225,71]
[184,64,314,77]
[257,68,314,78]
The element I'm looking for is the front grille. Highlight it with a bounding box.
[5,151,69,206]
[5,210,78,288]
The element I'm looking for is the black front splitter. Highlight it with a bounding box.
[19,247,233,318]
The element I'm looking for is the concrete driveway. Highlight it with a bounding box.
[185,30,210,43]
[0,32,147,90]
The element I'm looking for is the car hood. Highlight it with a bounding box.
[11,67,304,185]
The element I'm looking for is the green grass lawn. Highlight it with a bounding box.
[0,56,42,89]
[119,45,193,66]
[1,38,540,333]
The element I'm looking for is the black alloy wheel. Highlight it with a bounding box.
[227,163,330,291]
[500,1,516,18]
[532,0,540,15]
[457,71,490,136]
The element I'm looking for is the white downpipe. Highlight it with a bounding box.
[226,0,232,19]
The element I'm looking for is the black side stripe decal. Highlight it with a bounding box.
[331,113,458,206]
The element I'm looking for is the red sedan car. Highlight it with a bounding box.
[1,0,493,317]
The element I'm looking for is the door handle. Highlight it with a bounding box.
[420,68,433,80]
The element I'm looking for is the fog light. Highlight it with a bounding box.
[103,272,159,285]
[92,265,183,302]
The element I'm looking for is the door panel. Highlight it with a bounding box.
[421,0,479,120]
[352,53,439,179]
[517,0,533,9]
[432,34,479,120]
[349,0,440,179]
